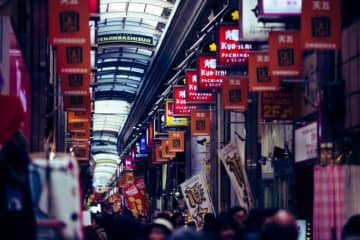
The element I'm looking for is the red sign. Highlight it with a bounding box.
[191,110,211,136]
[174,86,198,116]
[269,31,302,77]
[57,44,91,75]
[64,92,91,112]
[249,52,280,92]
[168,131,185,152]
[89,0,98,14]
[301,0,341,50]
[222,76,248,111]
[125,157,134,169]
[61,73,90,95]
[218,24,253,66]
[260,91,294,120]
[198,55,227,89]
[124,184,146,217]
[186,70,214,104]
[49,0,90,45]
[134,178,149,216]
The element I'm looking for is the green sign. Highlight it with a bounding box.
[97,33,153,45]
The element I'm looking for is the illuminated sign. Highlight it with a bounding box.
[140,135,151,153]
[191,110,211,137]
[198,55,227,89]
[97,33,153,46]
[222,76,248,111]
[174,86,198,116]
[260,0,302,16]
[186,70,214,104]
[165,100,188,127]
[260,91,294,120]
[217,25,253,66]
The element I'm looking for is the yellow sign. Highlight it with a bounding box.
[165,100,188,127]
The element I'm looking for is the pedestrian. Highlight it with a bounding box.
[214,213,236,240]
[342,215,360,240]
[202,213,216,240]
[171,212,185,229]
[145,218,174,240]
[187,222,196,231]
[262,209,298,240]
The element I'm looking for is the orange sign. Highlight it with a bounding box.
[49,0,90,45]
[249,52,280,92]
[168,131,185,152]
[72,141,89,161]
[260,91,294,121]
[64,92,91,112]
[269,31,302,77]
[301,0,341,50]
[161,140,176,158]
[222,76,248,111]
[191,110,210,136]
[61,73,90,95]
[57,44,91,75]
[70,129,90,141]
[152,145,168,164]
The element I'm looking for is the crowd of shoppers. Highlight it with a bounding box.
[84,207,360,240]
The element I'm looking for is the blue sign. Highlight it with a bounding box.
[140,135,151,153]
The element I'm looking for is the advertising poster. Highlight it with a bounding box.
[134,178,149,216]
[168,131,185,153]
[198,54,227,89]
[301,0,341,50]
[48,0,90,45]
[249,52,280,92]
[124,184,146,217]
[180,173,215,228]
[268,31,302,77]
[222,76,248,111]
[260,91,294,121]
[217,24,253,66]
[191,110,211,137]
[165,100,188,127]
[186,70,214,104]
[295,121,318,163]
[218,140,254,211]
[174,86,198,116]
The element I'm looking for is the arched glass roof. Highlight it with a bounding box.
[92,0,179,187]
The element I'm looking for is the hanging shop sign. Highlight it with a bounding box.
[70,129,90,141]
[124,184,146,217]
[180,173,215,229]
[186,70,215,104]
[218,140,254,211]
[72,141,89,161]
[161,139,177,158]
[222,76,248,111]
[153,112,168,140]
[217,24,253,67]
[134,178,149,216]
[269,31,302,77]
[48,0,90,45]
[89,0,98,14]
[259,0,302,17]
[174,86,198,116]
[260,91,294,120]
[191,110,210,137]
[301,0,341,50]
[67,111,91,134]
[64,93,91,112]
[198,55,227,90]
[249,52,280,92]
[140,135,151,153]
[152,144,168,164]
[97,33,153,46]
[57,44,91,75]
[168,131,185,153]
[165,100,188,127]
[61,73,90,95]
[125,157,134,169]
[146,122,159,147]
[295,121,318,163]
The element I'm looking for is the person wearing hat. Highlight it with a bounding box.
[145,218,174,240]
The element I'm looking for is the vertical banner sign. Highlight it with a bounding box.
[162,139,176,158]
[72,141,89,161]
[174,86,198,116]
[180,173,215,229]
[134,178,149,216]
[268,31,302,77]
[64,93,90,112]
[249,52,280,92]
[168,131,185,152]
[301,0,341,50]
[61,73,90,95]
[165,100,188,126]
[198,55,227,89]
[153,144,167,164]
[218,140,254,211]
[48,0,90,45]
[260,91,294,120]
[57,44,91,75]
[68,111,91,133]
[217,24,253,66]
[191,110,210,137]
[124,184,146,217]
[222,76,248,111]
[186,70,215,104]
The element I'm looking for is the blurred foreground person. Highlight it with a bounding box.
[145,218,174,240]
[342,215,360,240]
[187,222,196,231]
[202,213,217,240]
[214,213,236,240]
[229,207,247,231]
[171,212,185,229]
[106,214,140,240]
[262,209,298,240]
[170,227,204,240]
[85,226,102,240]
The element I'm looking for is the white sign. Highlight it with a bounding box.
[295,122,318,163]
[180,173,215,229]
[262,0,302,16]
[218,140,254,211]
